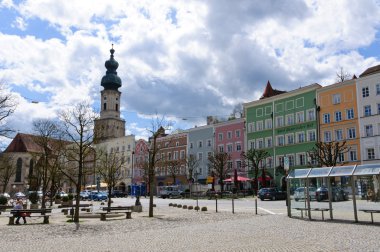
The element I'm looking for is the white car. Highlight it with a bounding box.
[0,193,10,199]
[294,187,316,201]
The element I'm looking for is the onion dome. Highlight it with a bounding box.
[101,44,122,90]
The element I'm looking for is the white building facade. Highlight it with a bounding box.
[357,65,380,164]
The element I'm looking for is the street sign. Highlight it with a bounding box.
[284,156,289,171]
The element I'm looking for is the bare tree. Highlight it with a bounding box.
[186,154,199,196]
[96,148,125,211]
[207,151,231,196]
[308,141,350,167]
[165,159,183,185]
[58,103,97,224]
[0,153,16,193]
[0,83,17,138]
[147,117,172,217]
[336,67,351,83]
[31,119,64,208]
[241,149,270,195]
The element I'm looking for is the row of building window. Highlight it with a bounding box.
[248,109,316,133]
[249,130,317,149]
[217,130,241,141]
[217,142,242,153]
[189,139,212,149]
[160,150,186,161]
[323,128,357,142]
[362,84,380,98]
[323,108,354,123]
[362,103,380,117]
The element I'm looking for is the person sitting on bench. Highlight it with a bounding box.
[13,199,26,224]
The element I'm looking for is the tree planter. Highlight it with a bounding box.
[132,205,142,212]
[30,203,39,209]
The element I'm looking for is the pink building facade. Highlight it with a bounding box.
[214,118,246,177]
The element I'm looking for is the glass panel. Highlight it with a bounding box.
[308,167,332,178]
[287,168,311,179]
[329,165,356,177]
[353,164,380,176]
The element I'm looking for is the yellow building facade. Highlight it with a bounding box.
[317,78,361,167]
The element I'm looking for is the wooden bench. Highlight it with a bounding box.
[60,204,93,215]
[311,208,330,221]
[0,205,13,215]
[293,207,309,218]
[359,209,380,224]
[9,209,52,225]
[100,206,133,221]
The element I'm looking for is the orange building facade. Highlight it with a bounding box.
[317,78,361,168]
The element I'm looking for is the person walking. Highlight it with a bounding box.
[13,199,26,224]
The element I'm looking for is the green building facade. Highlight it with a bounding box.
[244,83,321,186]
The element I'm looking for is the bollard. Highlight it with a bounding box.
[255,197,257,215]
[215,195,218,213]
[232,198,235,214]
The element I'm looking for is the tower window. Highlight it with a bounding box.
[103,103,107,110]
[116,97,118,101]
[104,97,107,100]
[116,104,118,111]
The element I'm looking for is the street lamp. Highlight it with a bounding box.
[131,151,135,186]
[194,170,200,211]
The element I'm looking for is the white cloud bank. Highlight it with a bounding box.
[0,0,380,144]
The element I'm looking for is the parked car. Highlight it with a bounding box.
[159,186,184,199]
[258,188,287,201]
[111,190,128,198]
[316,186,348,202]
[89,191,108,201]
[0,193,11,199]
[294,187,316,201]
[57,191,68,198]
[79,191,90,200]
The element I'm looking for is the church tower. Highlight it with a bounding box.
[94,45,126,142]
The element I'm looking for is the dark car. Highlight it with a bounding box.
[316,186,348,202]
[111,190,128,198]
[259,188,287,201]
[88,191,108,201]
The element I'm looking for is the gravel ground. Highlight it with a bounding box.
[0,199,379,252]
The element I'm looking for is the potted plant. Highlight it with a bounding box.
[55,194,62,204]
[29,192,39,209]
[68,194,74,205]
[62,196,69,206]
[0,195,8,206]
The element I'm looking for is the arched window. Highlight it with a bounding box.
[15,158,22,182]
[116,103,118,111]
[29,159,34,178]
[103,103,107,110]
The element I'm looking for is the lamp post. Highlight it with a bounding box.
[131,151,135,187]
[194,170,200,211]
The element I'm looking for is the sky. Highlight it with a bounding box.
[1,0,380,149]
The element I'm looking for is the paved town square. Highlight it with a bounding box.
[0,197,379,252]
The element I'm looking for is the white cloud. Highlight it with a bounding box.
[1,0,380,138]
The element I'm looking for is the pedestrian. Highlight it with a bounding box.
[367,188,374,202]
[13,198,26,224]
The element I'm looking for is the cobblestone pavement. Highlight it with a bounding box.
[0,198,379,252]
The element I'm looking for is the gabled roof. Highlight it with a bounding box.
[359,65,380,78]
[4,133,69,153]
[260,81,286,99]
